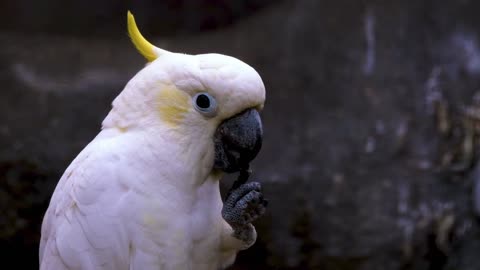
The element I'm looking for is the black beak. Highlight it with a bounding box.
[213,109,263,173]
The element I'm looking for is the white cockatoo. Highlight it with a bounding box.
[39,11,268,270]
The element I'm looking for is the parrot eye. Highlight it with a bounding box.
[193,92,217,117]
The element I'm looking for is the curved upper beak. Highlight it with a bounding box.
[213,109,263,173]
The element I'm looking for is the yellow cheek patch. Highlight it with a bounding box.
[157,85,191,127]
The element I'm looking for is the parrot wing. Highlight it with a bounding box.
[40,138,132,270]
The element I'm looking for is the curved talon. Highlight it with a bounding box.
[225,182,261,205]
[222,181,267,227]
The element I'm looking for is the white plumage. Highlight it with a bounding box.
[40,12,265,270]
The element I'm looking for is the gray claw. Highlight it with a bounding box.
[225,182,261,204]
[222,182,267,227]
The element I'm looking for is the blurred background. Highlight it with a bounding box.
[2,0,480,269]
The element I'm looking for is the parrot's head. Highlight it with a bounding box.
[104,12,265,174]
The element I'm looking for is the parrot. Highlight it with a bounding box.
[39,11,268,270]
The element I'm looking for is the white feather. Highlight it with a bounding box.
[40,50,265,270]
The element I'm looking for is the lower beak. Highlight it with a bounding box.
[213,109,263,173]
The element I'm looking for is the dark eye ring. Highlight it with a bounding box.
[193,92,217,117]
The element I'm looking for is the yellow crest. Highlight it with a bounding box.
[127,11,168,62]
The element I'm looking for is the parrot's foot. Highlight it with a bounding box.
[222,182,268,243]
